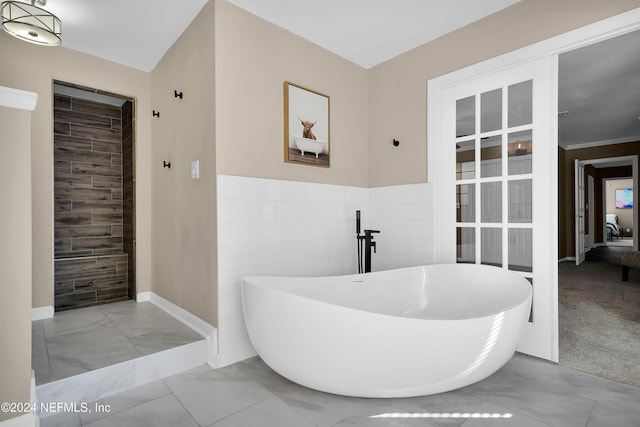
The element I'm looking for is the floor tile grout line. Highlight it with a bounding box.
[203,396,273,427]
[35,321,55,385]
[172,391,205,427]
[42,334,54,384]
[79,386,174,426]
[161,377,210,426]
[39,307,144,384]
[583,399,596,427]
[100,301,203,356]
[473,393,558,426]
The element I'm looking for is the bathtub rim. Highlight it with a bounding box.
[241,263,532,322]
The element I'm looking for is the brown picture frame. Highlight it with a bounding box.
[283,81,330,167]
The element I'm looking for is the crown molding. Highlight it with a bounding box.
[0,86,38,111]
[560,136,640,150]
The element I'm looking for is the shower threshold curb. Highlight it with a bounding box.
[36,339,209,418]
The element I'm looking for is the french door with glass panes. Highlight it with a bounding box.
[439,57,558,362]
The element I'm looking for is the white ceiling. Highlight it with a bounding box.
[41,0,522,71]
[45,0,209,72]
[225,0,521,69]
[558,30,640,148]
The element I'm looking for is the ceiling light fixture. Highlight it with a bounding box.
[1,0,61,46]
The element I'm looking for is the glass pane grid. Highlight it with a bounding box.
[466,175,533,184]
[455,135,476,143]
[481,134,502,178]
[506,174,533,180]
[478,129,503,139]
[508,80,533,128]
[504,223,533,229]
[456,95,475,138]
[457,224,534,231]
[454,82,536,273]
[481,88,502,133]
[476,176,503,183]
[506,123,532,132]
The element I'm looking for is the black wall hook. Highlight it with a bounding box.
[153,110,160,118]
[393,138,400,147]
[174,90,183,99]
[163,161,171,169]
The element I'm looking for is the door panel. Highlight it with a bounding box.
[444,57,558,362]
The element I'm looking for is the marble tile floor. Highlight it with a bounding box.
[32,300,206,385]
[40,354,640,427]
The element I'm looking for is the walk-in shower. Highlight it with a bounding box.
[53,81,136,311]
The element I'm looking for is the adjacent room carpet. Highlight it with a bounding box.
[558,250,640,387]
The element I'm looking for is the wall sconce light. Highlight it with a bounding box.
[1,0,61,46]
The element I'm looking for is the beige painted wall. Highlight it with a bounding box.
[0,34,152,309]
[0,105,32,422]
[214,0,369,187]
[368,0,640,187]
[606,178,634,231]
[150,1,218,325]
[0,0,637,385]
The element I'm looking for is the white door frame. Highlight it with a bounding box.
[588,174,595,250]
[597,158,638,249]
[575,156,638,250]
[575,160,586,265]
[428,8,640,363]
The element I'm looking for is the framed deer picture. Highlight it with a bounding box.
[284,81,330,167]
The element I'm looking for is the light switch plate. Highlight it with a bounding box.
[191,160,199,179]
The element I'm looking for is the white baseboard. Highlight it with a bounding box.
[141,292,218,367]
[0,371,39,427]
[31,306,53,321]
[136,291,151,302]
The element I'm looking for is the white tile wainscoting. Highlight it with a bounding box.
[216,174,434,366]
[368,183,434,271]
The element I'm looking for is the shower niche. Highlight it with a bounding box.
[53,81,136,311]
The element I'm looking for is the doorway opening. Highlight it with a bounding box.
[53,81,136,311]
[557,28,640,387]
[571,156,638,262]
[604,177,634,247]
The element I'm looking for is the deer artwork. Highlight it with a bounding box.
[297,115,317,140]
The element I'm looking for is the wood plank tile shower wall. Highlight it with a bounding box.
[54,94,134,311]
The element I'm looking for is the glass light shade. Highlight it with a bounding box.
[1,1,61,46]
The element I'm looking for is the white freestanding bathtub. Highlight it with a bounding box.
[241,264,532,398]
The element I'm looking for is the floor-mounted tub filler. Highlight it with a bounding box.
[241,264,532,398]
